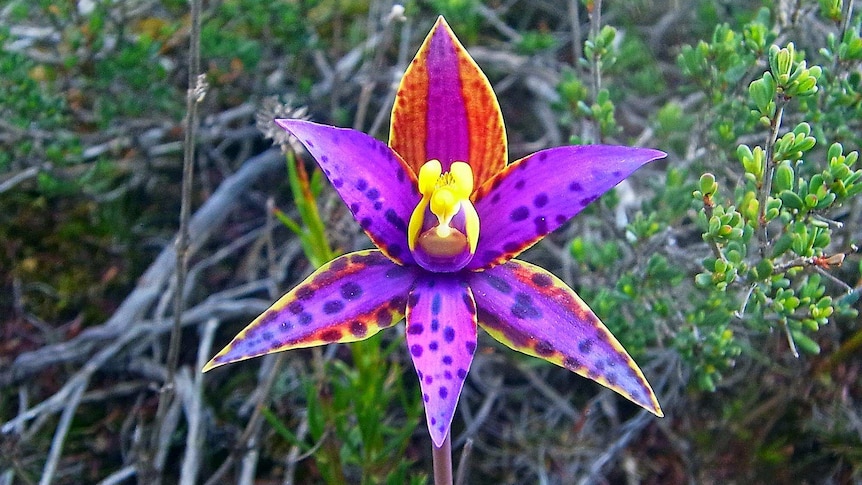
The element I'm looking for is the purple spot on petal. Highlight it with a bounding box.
[429,341,439,351]
[288,302,304,314]
[512,292,541,319]
[485,273,512,294]
[510,206,530,222]
[259,311,278,326]
[490,193,501,204]
[578,339,594,354]
[360,217,373,229]
[431,319,439,332]
[503,241,521,253]
[533,193,549,208]
[366,188,380,200]
[535,340,554,356]
[376,308,392,326]
[299,312,313,326]
[534,216,548,235]
[331,258,348,271]
[323,300,344,315]
[555,214,567,224]
[466,341,476,354]
[321,329,342,342]
[396,168,405,182]
[356,179,368,191]
[569,181,583,192]
[333,179,343,188]
[407,323,424,335]
[538,152,548,161]
[580,195,598,206]
[563,356,581,370]
[304,139,314,148]
[391,295,408,310]
[531,273,552,288]
[340,282,363,300]
[439,387,448,399]
[457,368,467,379]
[410,344,423,357]
[350,321,367,337]
[444,370,453,380]
[514,179,525,190]
[384,209,407,233]
[425,375,434,384]
[423,393,430,402]
[431,294,442,315]
[442,355,453,365]
[296,286,315,300]
[431,417,437,425]
[443,326,455,343]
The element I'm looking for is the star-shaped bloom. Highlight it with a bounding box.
[204,17,665,447]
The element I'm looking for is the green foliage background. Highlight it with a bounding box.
[1,0,860,483]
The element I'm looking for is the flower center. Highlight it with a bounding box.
[408,160,479,272]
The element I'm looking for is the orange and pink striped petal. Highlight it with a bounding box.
[389,16,506,188]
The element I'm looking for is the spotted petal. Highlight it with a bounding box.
[468,145,666,270]
[406,273,477,447]
[389,16,506,188]
[203,250,416,372]
[467,259,662,416]
[276,119,419,265]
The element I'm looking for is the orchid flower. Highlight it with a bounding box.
[204,17,664,447]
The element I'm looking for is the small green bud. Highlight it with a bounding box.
[774,162,794,192]
[791,329,821,355]
[699,172,718,197]
[779,190,804,210]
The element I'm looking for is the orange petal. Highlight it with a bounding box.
[390,16,507,187]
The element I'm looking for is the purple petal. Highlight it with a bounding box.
[203,250,416,371]
[276,119,420,265]
[468,259,662,416]
[468,145,666,270]
[406,273,477,447]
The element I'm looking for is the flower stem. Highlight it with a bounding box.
[432,433,453,485]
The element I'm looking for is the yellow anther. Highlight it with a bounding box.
[448,161,473,198]
[418,159,442,195]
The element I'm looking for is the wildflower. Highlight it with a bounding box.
[204,17,664,447]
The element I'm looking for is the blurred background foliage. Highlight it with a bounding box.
[1,0,861,483]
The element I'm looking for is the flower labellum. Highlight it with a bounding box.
[204,16,666,448]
